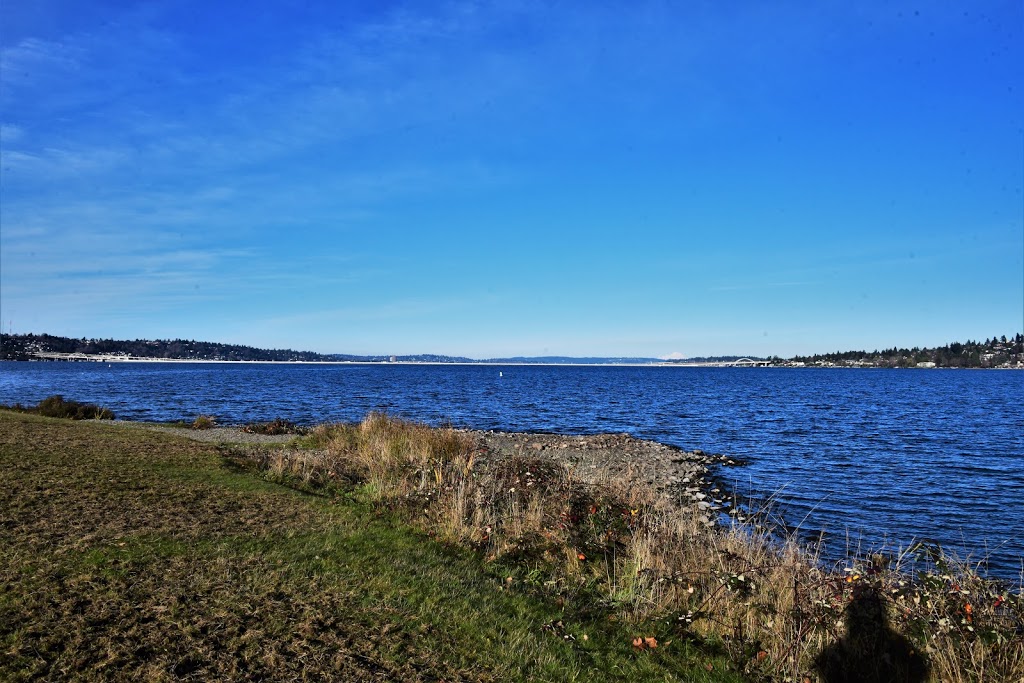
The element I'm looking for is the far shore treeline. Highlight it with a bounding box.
[1,332,1022,369]
[789,333,1023,369]
[0,334,664,365]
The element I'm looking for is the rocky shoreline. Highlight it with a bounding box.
[468,430,746,525]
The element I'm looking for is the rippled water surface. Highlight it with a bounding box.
[2,362,1021,582]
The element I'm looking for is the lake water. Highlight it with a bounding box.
[2,361,1021,584]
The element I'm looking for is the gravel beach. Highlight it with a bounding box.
[468,430,744,521]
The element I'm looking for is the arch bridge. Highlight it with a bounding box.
[728,357,773,367]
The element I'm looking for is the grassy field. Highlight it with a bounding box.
[0,411,742,682]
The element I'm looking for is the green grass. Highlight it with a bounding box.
[0,411,743,682]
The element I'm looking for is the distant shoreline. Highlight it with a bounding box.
[19,353,661,366]
[5,332,1022,368]
[7,355,1022,369]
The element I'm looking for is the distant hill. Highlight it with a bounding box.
[0,333,345,363]
[3,332,1021,368]
[392,354,476,363]
[0,334,654,364]
[482,356,662,365]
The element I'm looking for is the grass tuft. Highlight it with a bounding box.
[191,414,217,430]
[240,418,307,435]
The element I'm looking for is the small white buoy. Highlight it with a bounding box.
[499,371,503,377]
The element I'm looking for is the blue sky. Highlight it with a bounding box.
[1,1,1021,358]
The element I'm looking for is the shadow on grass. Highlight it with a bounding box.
[814,583,929,683]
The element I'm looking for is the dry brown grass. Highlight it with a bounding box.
[191,414,217,429]
[260,413,1024,682]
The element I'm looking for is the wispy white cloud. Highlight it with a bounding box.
[0,2,705,202]
[0,123,24,143]
[0,36,85,85]
[2,2,691,188]
[1,145,132,178]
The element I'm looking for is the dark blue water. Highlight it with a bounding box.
[2,361,1021,583]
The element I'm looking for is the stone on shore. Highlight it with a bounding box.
[468,429,732,512]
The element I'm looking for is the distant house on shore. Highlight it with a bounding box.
[916,362,936,368]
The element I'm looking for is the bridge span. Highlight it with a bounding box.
[664,357,773,368]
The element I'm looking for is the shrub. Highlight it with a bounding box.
[320,412,476,499]
[29,395,115,420]
[240,418,306,436]
[191,415,216,430]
